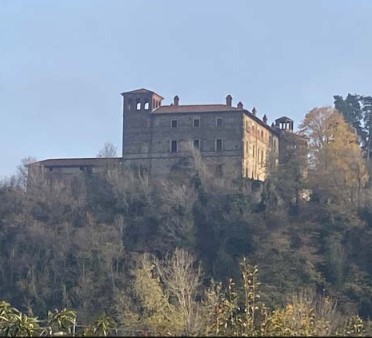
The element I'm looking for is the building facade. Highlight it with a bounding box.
[121,88,281,181]
[29,87,297,182]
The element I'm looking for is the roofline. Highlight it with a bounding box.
[120,88,164,100]
[28,157,123,167]
[242,109,276,133]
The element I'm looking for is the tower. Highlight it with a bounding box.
[121,88,163,157]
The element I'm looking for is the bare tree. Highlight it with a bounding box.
[97,142,117,158]
[153,248,204,335]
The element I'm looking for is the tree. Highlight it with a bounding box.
[299,107,368,207]
[115,248,204,336]
[97,142,117,158]
[334,94,372,160]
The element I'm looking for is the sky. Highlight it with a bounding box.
[1,0,372,179]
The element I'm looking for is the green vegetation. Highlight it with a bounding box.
[1,101,372,336]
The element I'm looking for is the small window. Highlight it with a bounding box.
[261,150,264,165]
[216,139,223,152]
[253,145,255,157]
[246,121,249,132]
[193,118,200,127]
[128,99,133,111]
[136,100,141,110]
[216,118,223,127]
[261,130,264,139]
[246,141,249,154]
[49,167,53,172]
[193,139,200,149]
[171,119,178,128]
[216,164,223,177]
[144,102,150,110]
[80,166,84,171]
[171,140,178,153]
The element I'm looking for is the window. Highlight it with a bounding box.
[171,119,178,128]
[261,150,264,165]
[193,118,200,127]
[193,139,200,149]
[136,99,141,110]
[216,117,223,127]
[253,145,255,157]
[216,139,223,152]
[216,164,223,177]
[246,121,249,132]
[246,141,249,154]
[144,102,150,110]
[171,140,178,153]
[261,130,264,139]
[128,99,133,111]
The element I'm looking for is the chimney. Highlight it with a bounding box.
[174,95,179,106]
[252,107,257,116]
[226,94,232,107]
[263,114,268,124]
[237,101,243,109]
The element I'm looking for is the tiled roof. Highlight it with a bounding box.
[29,158,122,167]
[121,88,164,99]
[152,104,242,114]
[275,116,293,122]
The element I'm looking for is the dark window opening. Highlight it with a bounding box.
[193,139,200,149]
[216,164,223,177]
[128,99,133,111]
[216,118,223,127]
[193,118,200,127]
[216,139,223,152]
[171,119,178,128]
[80,166,84,171]
[49,167,53,172]
[171,140,178,153]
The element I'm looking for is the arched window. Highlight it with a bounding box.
[144,101,150,110]
[136,100,141,110]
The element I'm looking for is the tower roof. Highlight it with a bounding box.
[121,88,164,99]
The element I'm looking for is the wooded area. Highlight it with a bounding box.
[1,97,372,336]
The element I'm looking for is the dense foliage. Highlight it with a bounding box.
[1,105,372,336]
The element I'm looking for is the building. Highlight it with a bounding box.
[121,88,281,181]
[29,87,296,182]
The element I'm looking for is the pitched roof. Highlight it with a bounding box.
[121,88,164,99]
[152,104,242,114]
[275,116,293,122]
[29,157,122,167]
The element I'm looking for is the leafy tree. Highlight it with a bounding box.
[299,107,368,207]
[334,94,372,160]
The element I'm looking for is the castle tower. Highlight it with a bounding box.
[275,116,294,131]
[121,88,163,157]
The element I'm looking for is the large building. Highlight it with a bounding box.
[30,88,296,182]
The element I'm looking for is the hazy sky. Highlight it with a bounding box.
[1,0,371,178]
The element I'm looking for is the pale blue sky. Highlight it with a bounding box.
[1,0,371,178]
